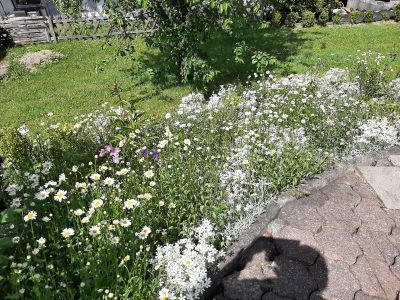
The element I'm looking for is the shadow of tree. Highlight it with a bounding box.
[206,236,328,300]
[124,26,321,94]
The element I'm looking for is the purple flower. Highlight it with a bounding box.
[141,148,148,157]
[112,155,121,164]
[152,150,160,160]
[99,148,107,157]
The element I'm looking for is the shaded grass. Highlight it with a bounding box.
[1,22,400,130]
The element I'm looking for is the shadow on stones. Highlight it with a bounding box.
[206,237,328,300]
[0,27,14,61]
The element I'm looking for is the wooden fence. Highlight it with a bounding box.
[0,14,154,45]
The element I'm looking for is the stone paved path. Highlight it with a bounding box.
[215,156,400,300]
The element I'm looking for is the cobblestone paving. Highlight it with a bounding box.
[216,158,400,300]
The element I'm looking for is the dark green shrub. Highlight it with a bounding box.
[363,10,374,23]
[302,10,316,27]
[394,4,400,22]
[382,11,390,22]
[349,10,361,24]
[271,10,282,27]
[318,9,329,26]
[333,10,343,25]
[285,11,300,28]
[0,27,13,60]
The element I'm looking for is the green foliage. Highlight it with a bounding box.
[318,9,330,26]
[182,55,220,91]
[302,10,316,27]
[363,10,374,23]
[286,12,300,28]
[233,41,249,64]
[394,4,400,22]
[349,10,361,25]
[333,10,343,25]
[382,11,390,22]
[0,27,13,59]
[271,10,282,27]
[251,51,278,73]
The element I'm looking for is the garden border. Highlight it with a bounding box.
[203,145,400,299]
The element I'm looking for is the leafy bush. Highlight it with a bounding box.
[349,10,361,25]
[318,9,330,26]
[0,26,13,59]
[394,4,400,22]
[382,11,390,22]
[302,10,316,27]
[363,10,374,23]
[251,51,278,73]
[271,10,282,27]
[333,10,343,25]
[285,11,300,28]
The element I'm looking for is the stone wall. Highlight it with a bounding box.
[347,0,400,11]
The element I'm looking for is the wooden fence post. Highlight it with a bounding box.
[47,15,57,43]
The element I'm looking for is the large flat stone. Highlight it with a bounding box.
[357,166,400,209]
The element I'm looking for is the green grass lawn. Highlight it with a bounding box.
[1,21,400,130]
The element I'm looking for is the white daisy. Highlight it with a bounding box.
[144,170,154,178]
[37,237,46,247]
[54,190,67,202]
[124,199,139,210]
[120,218,131,228]
[136,226,151,240]
[90,173,101,181]
[91,199,104,209]
[23,211,37,222]
[89,225,101,236]
[61,228,75,239]
[103,177,115,187]
[73,209,85,216]
[35,190,49,200]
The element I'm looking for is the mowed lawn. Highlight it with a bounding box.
[1,22,400,130]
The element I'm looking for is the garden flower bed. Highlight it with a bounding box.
[1,51,400,299]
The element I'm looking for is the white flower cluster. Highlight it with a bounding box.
[356,117,399,148]
[154,220,220,300]
[177,93,205,115]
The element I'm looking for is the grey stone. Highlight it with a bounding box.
[271,255,317,300]
[368,231,399,265]
[261,292,291,300]
[389,227,400,252]
[355,197,395,234]
[354,227,386,262]
[273,226,321,265]
[315,224,362,265]
[367,258,400,300]
[375,158,393,167]
[353,291,383,300]
[318,198,361,232]
[312,259,360,300]
[320,182,362,208]
[350,256,386,299]
[357,166,400,209]
[389,155,400,167]
[390,256,400,281]
[278,199,324,233]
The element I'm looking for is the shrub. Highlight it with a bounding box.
[333,10,343,25]
[318,9,330,26]
[349,10,361,24]
[382,11,390,22]
[363,10,374,23]
[394,4,400,22]
[0,26,13,59]
[285,11,300,28]
[302,10,316,27]
[271,10,282,27]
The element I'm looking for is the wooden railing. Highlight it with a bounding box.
[0,14,155,45]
